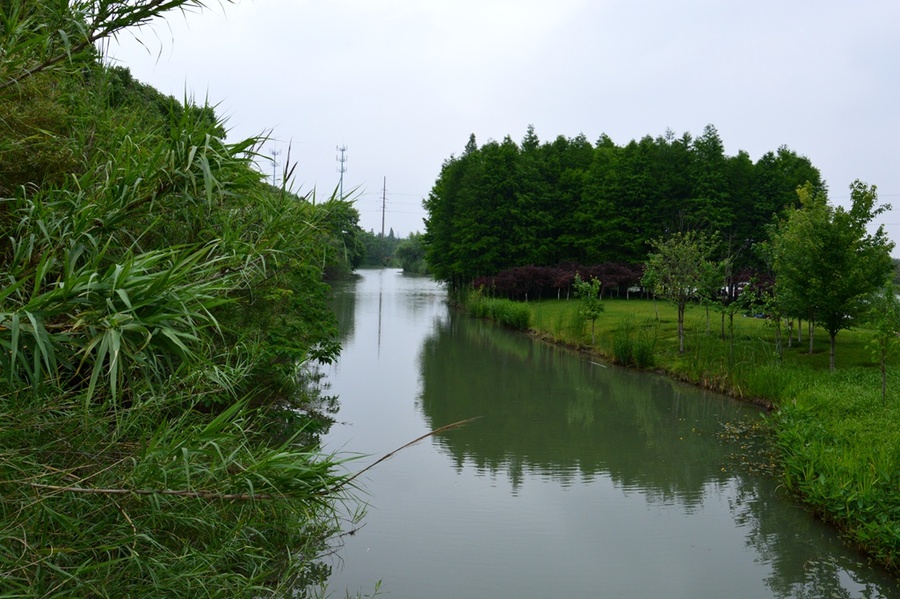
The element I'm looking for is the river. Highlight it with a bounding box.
[322,268,898,598]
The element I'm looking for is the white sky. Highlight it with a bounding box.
[108,0,900,246]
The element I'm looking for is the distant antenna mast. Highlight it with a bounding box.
[336,145,348,198]
[381,177,387,237]
[270,147,281,186]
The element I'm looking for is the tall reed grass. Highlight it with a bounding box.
[0,10,361,593]
[608,314,657,368]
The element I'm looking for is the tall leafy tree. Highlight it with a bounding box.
[689,124,731,231]
[771,181,894,369]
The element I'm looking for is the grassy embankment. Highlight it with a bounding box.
[466,292,900,573]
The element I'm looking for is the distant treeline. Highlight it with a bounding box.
[423,125,823,286]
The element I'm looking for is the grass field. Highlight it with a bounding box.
[508,296,900,572]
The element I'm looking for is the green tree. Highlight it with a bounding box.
[866,284,900,402]
[643,231,718,353]
[771,181,894,370]
[395,232,428,274]
[422,127,826,284]
[316,196,366,278]
[689,124,731,231]
[573,274,604,345]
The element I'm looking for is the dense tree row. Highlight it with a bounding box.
[423,125,823,285]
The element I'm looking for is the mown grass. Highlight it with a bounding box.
[526,296,900,573]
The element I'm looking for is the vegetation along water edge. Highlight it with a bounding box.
[0,2,369,596]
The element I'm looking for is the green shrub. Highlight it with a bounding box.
[611,328,634,365]
[633,322,657,368]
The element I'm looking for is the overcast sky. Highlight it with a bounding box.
[108,0,900,246]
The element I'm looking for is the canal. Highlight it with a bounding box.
[323,268,898,598]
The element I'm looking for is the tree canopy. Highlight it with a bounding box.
[423,125,822,284]
[769,181,894,369]
[642,231,720,353]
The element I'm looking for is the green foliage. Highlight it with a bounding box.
[0,2,357,595]
[0,392,353,597]
[610,315,657,368]
[316,196,366,278]
[359,229,400,267]
[465,289,532,331]
[642,231,718,353]
[770,181,894,369]
[0,0,215,91]
[394,232,429,274]
[865,284,900,402]
[423,127,822,285]
[573,273,604,345]
[771,372,900,571]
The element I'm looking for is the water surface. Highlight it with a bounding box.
[323,269,898,598]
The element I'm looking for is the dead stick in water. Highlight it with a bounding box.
[336,417,481,491]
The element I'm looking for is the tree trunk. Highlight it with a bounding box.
[808,321,814,354]
[678,302,685,353]
[774,318,783,361]
[829,331,836,370]
[728,313,735,371]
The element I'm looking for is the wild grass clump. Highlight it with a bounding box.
[608,315,657,368]
[610,315,636,365]
[0,391,355,597]
[465,290,532,331]
[632,323,657,368]
[771,369,900,570]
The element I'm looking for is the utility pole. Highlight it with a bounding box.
[336,145,348,198]
[270,147,281,186]
[381,177,387,237]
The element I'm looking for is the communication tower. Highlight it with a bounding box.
[336,145,348,198]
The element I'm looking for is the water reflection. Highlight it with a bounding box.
[419,310,747,506]
[416,309,899,597]
[730,474,889,598]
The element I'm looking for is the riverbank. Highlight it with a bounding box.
[465,293,900,575]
